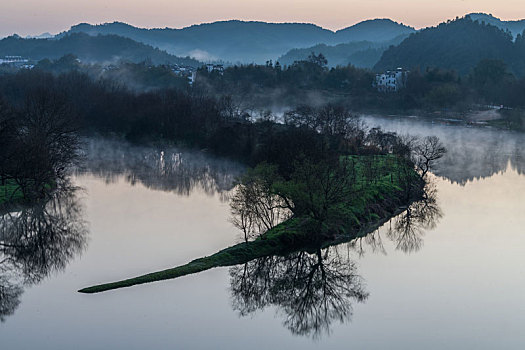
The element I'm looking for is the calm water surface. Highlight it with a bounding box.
[1,119,524,349]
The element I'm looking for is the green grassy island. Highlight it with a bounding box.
[79,154,424,294]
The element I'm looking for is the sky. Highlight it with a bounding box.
[1,0,525,37]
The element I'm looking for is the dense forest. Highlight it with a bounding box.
[277,35,407,68]
[375,16,525,77]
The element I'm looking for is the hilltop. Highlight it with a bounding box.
[0,32,200,66]
[62,19,415,63]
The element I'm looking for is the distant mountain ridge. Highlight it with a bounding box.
[4,13,525,73]
[0,32,200,66]
[62,19,415,63]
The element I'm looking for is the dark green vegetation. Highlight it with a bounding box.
[30,55,191,91]
[64,19,415,64]
[277,35,408,68]
[195,55,374,107]
[0,89,80,208]
[4,15,525,129]
[375,16,525,77]
[468,13,525,37]
[0,180,23,206]
[0,32,200,67]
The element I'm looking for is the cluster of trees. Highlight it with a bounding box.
[197,55,525,130]
[0,55,191,92]
[277,35,408,69]
[229,103,445,243]
[0,89,80,204]
[196,53,374,105]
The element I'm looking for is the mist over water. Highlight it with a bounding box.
[1,118,524,349]
[362,115,525,184]
[77,137,244,198]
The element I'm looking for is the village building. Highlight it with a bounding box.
[374,68,409,92]
[0,56,30,66]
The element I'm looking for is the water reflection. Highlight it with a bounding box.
[351,182,442,256]
[229,186,442,338]
[0,187,87,322]
[78,138,243,197]
[362,116,525,185]
[230,248,368,338]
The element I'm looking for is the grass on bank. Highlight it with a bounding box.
[0,180,23,206]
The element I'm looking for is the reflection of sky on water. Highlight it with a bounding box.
[1,127,524,349]
[362,115,525,184]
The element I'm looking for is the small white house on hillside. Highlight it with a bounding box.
[375,68,409,92]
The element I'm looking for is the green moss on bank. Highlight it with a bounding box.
[0,180,23,206]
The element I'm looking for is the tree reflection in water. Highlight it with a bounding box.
[387,183,442,253]
[0,186,88,322]
[230,248,368,338]
[230,184,442,338]
[79,137,243,198]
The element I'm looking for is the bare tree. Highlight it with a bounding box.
[230,163,292,242]
[413,136,446,178]
[9,89,81,200]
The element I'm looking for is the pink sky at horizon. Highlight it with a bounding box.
[1,0,524,37]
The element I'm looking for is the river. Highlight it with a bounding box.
[1,117,524,349]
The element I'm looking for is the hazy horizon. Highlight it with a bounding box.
[1,0,525,38]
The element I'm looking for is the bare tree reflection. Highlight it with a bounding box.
[0,274,22,322]
[387,182,442,253]
[0,186,87,321]
[230,247,368,338]
[350,181,442,256]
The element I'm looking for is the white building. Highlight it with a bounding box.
[0,56,29,65]
[205,64,224,75]
[375,68,408,92]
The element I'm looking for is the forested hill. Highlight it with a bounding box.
[0,33,200,67]
[277,34,408,68]
[334,19,414,42]
[374,16,525,76]
[62,19,415,63]
[468,13,525,38]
